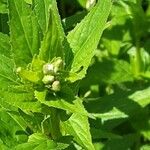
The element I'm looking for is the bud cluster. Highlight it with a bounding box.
[42,57,63,92]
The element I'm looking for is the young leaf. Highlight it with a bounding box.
[38,0,65,61]
[8,0,40,67]
[61,113,95,150]
[35,91,88,116]
[67,0,112,82]
[33,0,51,33]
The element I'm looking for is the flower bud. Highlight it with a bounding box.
[53,58,63,73]
[43,63,54,75]
[42,75,55,84]
[52,81,60,92]
[55,58,63,67]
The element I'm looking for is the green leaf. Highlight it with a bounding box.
[33,0,51,33]
[129,87,150,107]
[8,0,40,67]
[38,0,65,62]
[91,107,128,122]
[0,55,19,89]
[0,0,8,13]
[61,113,95,150]
[67,0,112,82]
[84,87,150,121]
[17,68,42,83]
[0,110,28,148]
[15,133,69,150]
[35,91,88,116]
[0,33,11,57]
[0,84,42,113]
[81,59,134,86]
[0,55,41,112]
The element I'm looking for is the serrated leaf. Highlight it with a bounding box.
[0,84,41,113]
[67,0,112,82]
[38,0,65,61]
[61,113,95,150]
[0,33,11,57]
[15,133,69,150]
[8,0,40,67]
[35,91,88,116]
[33,0,51,33]
[0,55,41,112]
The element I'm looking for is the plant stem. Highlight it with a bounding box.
[135,40,143,77]
[49,108,61,140]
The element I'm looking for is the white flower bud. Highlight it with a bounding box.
[42,75,55,84]
[52,81,61,92]
[43,63,54,75]
[55,58,63,67]
[53,58,63,73]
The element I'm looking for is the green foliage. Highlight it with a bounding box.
[0,0,150,149]
[61,112,94,150]
[67,0,112,81]
[8,0,40,66]
[38,0,65,61]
